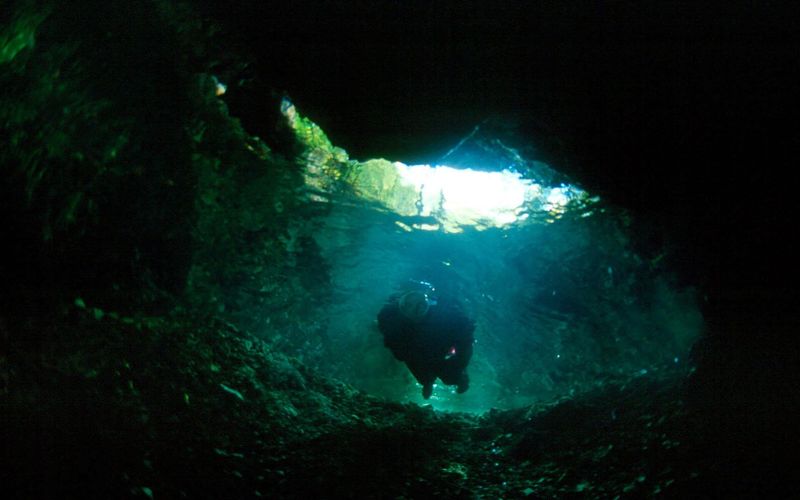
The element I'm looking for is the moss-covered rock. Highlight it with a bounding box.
[343,158,420,216]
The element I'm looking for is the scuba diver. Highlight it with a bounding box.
[377,283,475,399]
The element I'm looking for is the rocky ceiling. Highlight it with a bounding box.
[198,0,798,297]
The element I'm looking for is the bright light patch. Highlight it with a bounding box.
[546,187,569,208]
[212,76,227,96]
[395,164,539,230]
[280,99,595,231]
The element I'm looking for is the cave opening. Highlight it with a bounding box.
[278,101,703,413]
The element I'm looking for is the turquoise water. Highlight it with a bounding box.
[307,169,702,413]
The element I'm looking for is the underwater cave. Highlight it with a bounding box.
[2,1,798,498]
[273,99,702,414]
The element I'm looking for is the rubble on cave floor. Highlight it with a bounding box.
[2,300,752,499]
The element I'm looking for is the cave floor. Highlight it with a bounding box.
[4,303,786,499]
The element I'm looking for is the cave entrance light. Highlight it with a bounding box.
[395,163,538,231]
[281,98,594,232]
[339,158,593,233]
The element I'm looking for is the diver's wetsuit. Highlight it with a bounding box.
[378,297,474,398]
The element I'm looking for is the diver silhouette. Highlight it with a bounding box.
[377,288,475,399]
